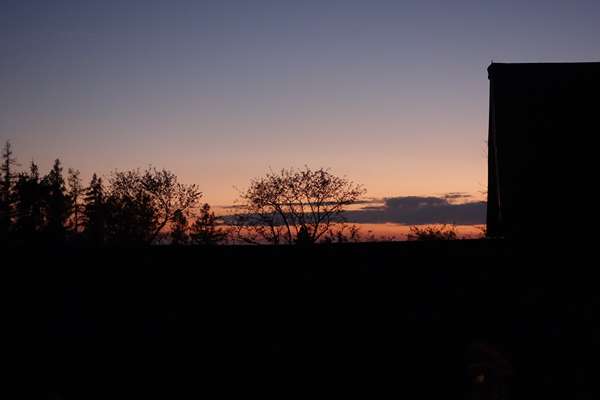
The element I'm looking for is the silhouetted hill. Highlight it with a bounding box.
[8,240,598,399]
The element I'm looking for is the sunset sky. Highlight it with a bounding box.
[2,0,599,208]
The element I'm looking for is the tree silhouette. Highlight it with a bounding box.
[105,168,202,245]
[170,209,189,245]
[104,170,160,245]
[42,159,71,242]
[2,144,396,247]
[83,173,106,245]
[233,167,365,245]
[190,203,227,245]
[66,168,84,235]
[0,141,17,240]
[139,168,202,243]
[13,162,45,240]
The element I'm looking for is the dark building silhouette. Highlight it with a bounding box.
[486,62,600,239]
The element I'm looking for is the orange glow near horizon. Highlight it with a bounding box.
[354,223,484,240]
[8,119,488,208]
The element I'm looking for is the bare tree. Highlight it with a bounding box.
[106,167,202,245]
[233,167,365,245]
[139,168,202,243]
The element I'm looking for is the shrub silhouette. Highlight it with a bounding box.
[407,224,458,241]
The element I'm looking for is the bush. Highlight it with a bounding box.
[407,224,458,241]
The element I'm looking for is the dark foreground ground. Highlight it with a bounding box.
[7,239,599,399]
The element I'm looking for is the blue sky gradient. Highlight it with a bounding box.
[2,0,599,204]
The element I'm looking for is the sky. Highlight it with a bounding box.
[2,0,600,208]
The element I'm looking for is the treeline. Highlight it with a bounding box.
[1,141,466,247]
[0,142,226,246]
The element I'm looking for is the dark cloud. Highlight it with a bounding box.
[343,196,486,225]
[220,195,486,226]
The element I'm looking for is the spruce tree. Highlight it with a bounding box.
[0,141,17,240]
[190,204,227,245]
[83,173,106,245]
[42,159,71,242]
[67,168,84,234]
[14,162,45,240]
